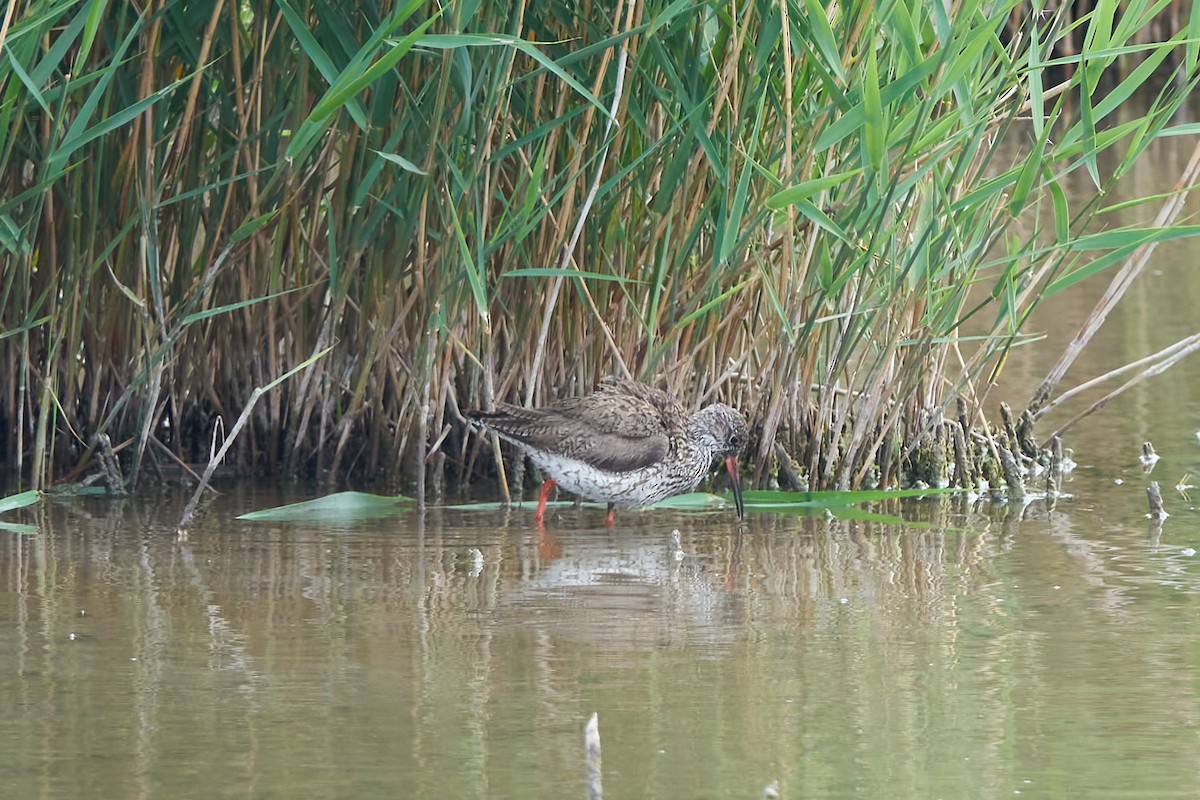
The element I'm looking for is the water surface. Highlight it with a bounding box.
[3,454,1200,800]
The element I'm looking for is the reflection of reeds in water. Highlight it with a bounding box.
[11,495,1200,797]
[3,1,1198,504]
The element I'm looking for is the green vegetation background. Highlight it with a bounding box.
[2,0,1198,496]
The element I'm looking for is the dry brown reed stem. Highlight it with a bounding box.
[417,328,436,510]
[1028,137,1200,419]
[526,2,634,406]
[777,0,796,304]
[167,2,224,178]
[150,435,209,489]
[1039,331,1200,419]
[0,1,15,55]
[1046,331,1200,442]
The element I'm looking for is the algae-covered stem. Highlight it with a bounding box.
[93,434,126,495]
[950,419,974,490]
[1147,481,1168,520]
[1046,435,1064,511]
[999,447,1026,502]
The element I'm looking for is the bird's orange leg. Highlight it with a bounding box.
[534,478,557,526]
[605,503,616,528]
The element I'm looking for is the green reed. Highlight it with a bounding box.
[1,0,1197,496]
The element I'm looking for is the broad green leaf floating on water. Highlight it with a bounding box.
[47,484,110,497]
[238,491,414,522]
[0,489,39,515]
[650,492,730,510]
[0,521,39,536]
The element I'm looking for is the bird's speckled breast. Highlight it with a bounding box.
[525,443,710,508]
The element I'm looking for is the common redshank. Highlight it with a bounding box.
[470,378,747,525]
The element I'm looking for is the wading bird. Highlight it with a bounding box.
[470,378,747,526]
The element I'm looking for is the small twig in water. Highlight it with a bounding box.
[1139,441,1160,469]
[177,347,332,532]
[150,434,213,491]
[585,712,602,800]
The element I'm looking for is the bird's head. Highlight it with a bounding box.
[689,403,748,457]
[690,403,748,519]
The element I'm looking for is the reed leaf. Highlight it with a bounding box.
[0,490,39,515]
[238,491,414,521]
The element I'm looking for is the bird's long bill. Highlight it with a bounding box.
[725,455,745,519]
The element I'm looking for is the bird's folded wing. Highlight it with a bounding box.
[475,402,671,473]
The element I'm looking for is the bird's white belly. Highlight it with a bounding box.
[525,451,703,508]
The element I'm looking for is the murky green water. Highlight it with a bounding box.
[4,125,1200,800]
[4,456,1200,799]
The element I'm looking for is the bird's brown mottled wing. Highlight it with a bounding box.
[470,379,685,473]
